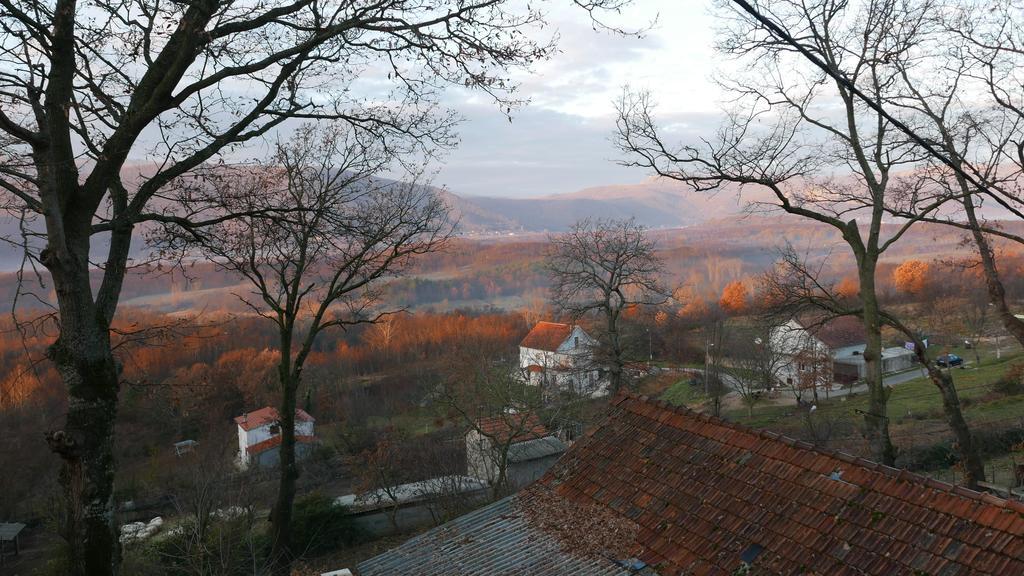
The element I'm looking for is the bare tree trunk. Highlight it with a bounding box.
[268,357,299,576]
[858,256,896,466]
[607,308,624,393]
[493,446,511,500]
[887,316,987,488]
[932,369,985,488]
[42,229,120,576]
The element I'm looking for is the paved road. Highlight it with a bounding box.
[884,367,929,386]
[675,363,961,407]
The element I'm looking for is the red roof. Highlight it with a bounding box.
[234,406,315,431]
[529,392,1024,575]
[474,413,548,444]
[246,434,315,454]
[797,315,866,349]
[520,321,573,352]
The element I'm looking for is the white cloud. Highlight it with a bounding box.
[435,1,725,197]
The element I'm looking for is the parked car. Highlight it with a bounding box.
[936,354,964,368]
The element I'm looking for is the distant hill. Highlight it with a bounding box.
[445,177,776,233]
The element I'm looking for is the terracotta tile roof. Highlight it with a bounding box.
[797,315,867,349]
[529,392,1024,576]
[246,434,315,454]
[234,406,315,431]
[475,413,548,444]
[520,321,573,352]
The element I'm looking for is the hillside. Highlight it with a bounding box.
[448,177,771,232]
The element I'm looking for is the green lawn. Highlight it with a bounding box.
[365,408,446,437]
[660,376,709,407]
[725,350,1024,428]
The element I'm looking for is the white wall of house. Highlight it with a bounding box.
[769,320,826,356]
[465,430,496,482]
[237,419,314,469]
[769,320,832,390]
[237,425,250,467]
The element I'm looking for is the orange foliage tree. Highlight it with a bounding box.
[836,276,859,300]
[719,280,749,314]
[0,365,42,408]
[893,259,931,295]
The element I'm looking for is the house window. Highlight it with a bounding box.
[574,336,579,348]
[269,424,280,436]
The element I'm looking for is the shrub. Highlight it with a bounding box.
[901,427,1024,472]
[993,364,1024,396]
[126,514,267,576]
[290,492,365,558]
[901,443,957,472]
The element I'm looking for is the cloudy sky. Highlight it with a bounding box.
[434,1,724,198]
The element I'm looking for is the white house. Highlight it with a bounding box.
[770,317,914,390]
[234,406,315,470]
[518,321,605,396]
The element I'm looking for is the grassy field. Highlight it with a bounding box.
[661,377,709,407]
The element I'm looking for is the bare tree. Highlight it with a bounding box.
[961,298,990,367]
[364,312,401,362]
[353,426,412,534]
[723,323,786,417]
[725,0,1024,352]
[615,0,950,466]
[761,247,986,488]
[0,0,629,570]
[442,351,561,500]
[791,341,834,403]
[546,218,668,393]
[864,2,1024,352]
[159,123,451,574]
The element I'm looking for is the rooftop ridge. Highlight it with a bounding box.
[614,390,1014,511]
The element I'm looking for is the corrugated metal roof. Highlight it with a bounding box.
[356,496,634,576]
[507,436,567,463]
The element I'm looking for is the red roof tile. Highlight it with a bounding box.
[234,406,314,431]
[529,391,1024,576]
[474,413,548,444]
[246,434,315,454]
[520,321,573,352]
[797,315,866,349]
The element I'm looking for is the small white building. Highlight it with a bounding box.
[234,406,315,470]
[465,414,567,491]
[518,321,605,396]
